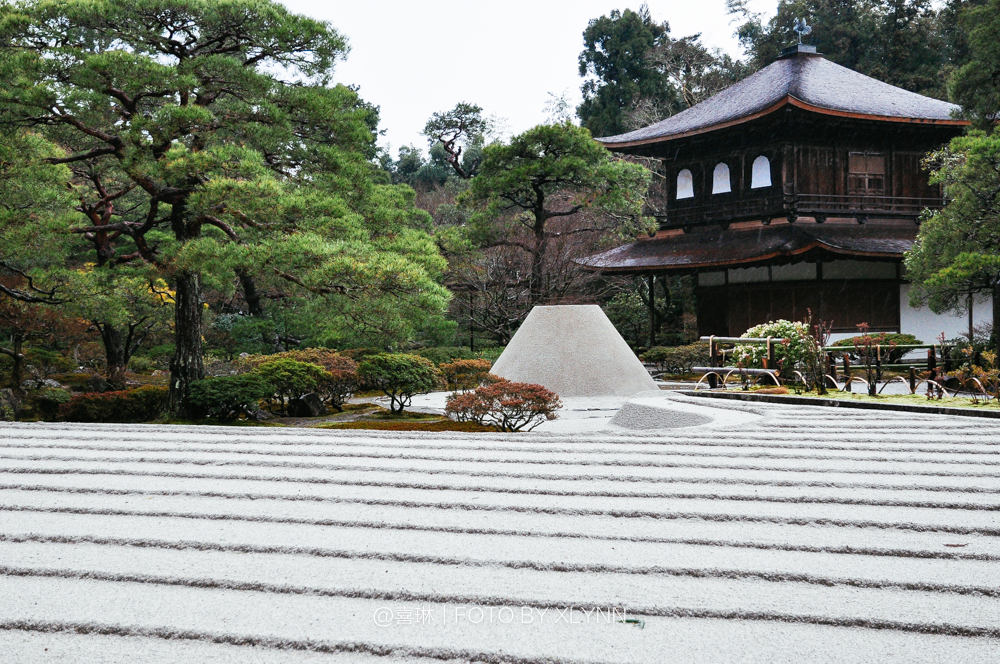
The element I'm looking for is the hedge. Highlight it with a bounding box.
[59,385,169,423]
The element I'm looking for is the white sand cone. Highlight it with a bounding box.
[490,305,658,397]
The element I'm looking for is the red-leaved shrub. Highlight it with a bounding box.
[445,379,561,432]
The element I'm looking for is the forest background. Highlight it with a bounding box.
[0,0,998,416]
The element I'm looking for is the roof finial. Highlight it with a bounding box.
[793,18,812,44]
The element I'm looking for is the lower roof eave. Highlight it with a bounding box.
[578,245,906,274]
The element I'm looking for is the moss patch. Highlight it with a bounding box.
[784,390,1000,410]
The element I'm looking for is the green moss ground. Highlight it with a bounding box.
[767,389,1000,410]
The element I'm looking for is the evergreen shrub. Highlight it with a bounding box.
[415,346,475,365]
[188,374,275,421]
[253,359,327,416]
[357,354,440,414]
[439,359,494,392]
[831,333,923,365]
[642,343,709,374]
[32,387,72,420]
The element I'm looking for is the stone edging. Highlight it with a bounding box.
[677,390,1000,419]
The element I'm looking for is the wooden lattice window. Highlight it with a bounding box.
[848,152,885,194]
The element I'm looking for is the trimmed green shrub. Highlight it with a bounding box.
[253,359,327,416]
[415,346,475,366]
[237,349,359,412]
[59,386,168,423]
[445,379,561,432]
[642,343,709,375]
[338,348,381,363]
[238,348,351,373]
[317,360,358,412]
[32,387,72,420]
[832,333,923,365]
[357,353,440,414]
[189,374,275,421]
[439,358,494,392]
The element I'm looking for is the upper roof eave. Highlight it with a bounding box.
[597,96,970,151]
[596,52,967,151]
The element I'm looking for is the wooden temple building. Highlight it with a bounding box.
[584,44,994,342]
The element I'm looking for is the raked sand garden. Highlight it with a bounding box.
[1,396,999,663]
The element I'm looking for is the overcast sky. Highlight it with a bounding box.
[279,1,776,155]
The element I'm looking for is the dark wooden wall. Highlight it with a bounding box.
[640,109,958,213]
[666,145,939,203]
[697,280,901,337]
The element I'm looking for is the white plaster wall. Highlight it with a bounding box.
[771,263,817,281]
[899,283,993,343]
[728,266,769,283]
[828,332,864,343]
[824,260,897,280]
[698,271,726,287]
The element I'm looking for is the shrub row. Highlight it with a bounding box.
[190,350,449,420]
[190,349,361,420]
[642,342,709,375]
[59,386,169,423]
[831,333,923,365]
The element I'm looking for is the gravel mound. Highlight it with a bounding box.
[610,402,713,429]
[490,305,657,397]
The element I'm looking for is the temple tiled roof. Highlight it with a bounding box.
[598,48,964,147]
[579,223,916,272]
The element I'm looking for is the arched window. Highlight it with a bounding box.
[751,155,772,189]
[712,163,731,194]
[676,169,694,199]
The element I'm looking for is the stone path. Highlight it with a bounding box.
[0,402,999,662]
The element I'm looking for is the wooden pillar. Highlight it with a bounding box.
[647,273,656,348]
[843,354,851,392]
[708,336,718,389]
[994,282,1000,354]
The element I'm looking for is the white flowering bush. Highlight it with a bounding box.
[731,320,814,378]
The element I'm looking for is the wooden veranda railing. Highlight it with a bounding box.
[657,193,944,228]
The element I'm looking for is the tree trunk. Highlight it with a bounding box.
[9,336,25,394]
[968,293,975,346]
[238,269,265,316]
[168,270,205,415]
[98,324,128,390]
[529,218,547,305]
